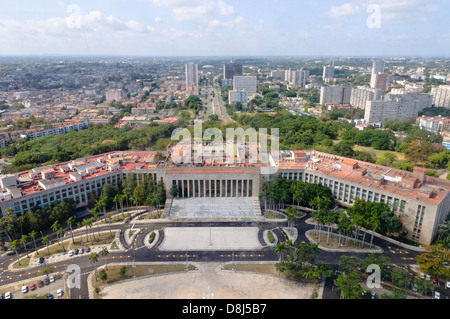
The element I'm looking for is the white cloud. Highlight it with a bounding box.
[327,3,361,17]
[152,0,234,21]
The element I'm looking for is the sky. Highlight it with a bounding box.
[0,0,448,57]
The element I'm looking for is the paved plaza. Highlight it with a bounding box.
[167,197,258,219]
[158,227,263,251]
[100,263,320,299]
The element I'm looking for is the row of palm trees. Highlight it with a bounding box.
[10,210,118,266]
[309,196,384,249]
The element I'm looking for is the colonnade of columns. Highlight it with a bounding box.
[173,179,253,198]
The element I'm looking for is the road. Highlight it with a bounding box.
[0,211,446,300]
[199,75,234,123]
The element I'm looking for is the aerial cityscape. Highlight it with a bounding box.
[0,0,448,310]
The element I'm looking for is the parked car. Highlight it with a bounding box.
[433,277,438,284]
[37,280,44,288]
[49,275,55,283]
[46,293,53,299]
[29,283,36,291]
[74,249,79,255]
[85,247,91,253]
[38,257,45,264]
[68,250,74,257]
[435,291,441,299]
[43,278,50,285]
[21,285,28,294]
[5,292,12,299]
[57,289,64,297]
[446,281,450,289]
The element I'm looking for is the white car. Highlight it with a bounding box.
[446,281,450,289]
[49,275,55,283]
[5,292,11,299]
[57,289,63,297]
[21,285,28,294]
[68,250,74,257]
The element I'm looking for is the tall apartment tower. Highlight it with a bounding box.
[185,62,199,86]
[224,60,243,80]
[320,86,353,105]
[285,69,308,88]
[233,76,257,94]
[323,65,335,79]
[431,85,450,108]
[370,59,386,89]
[365,94,433,123]
[350,86,383,109]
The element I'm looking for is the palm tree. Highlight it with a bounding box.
[66,217,75,244]
[10,239,21,266]
[42,235,50,255]
[20,234,29,257]
[275,242,288,261]
[106,216,113,238]
[93,212,101,238]
[57,228,65,251]
[369,212,381,248]
[51,221,60,246]
[29,230,38,255]
[100,246,109,271]
[82,219,91,245]
[90,252,100,281]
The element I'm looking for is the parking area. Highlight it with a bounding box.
[0,274,66,299]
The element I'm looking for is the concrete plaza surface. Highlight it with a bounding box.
[168,197,257,219]
[100,263,321,299]
[158,227,263,251]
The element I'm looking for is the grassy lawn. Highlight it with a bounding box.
[91,264,198,289]
[353,145,406,161]
[309,231,377,250]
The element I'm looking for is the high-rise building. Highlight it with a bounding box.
[285,69,308,88]
[185,62,198,86]
[224,60,243,81]
[350,86,382,109]
[370,59,386,89]
[372,73,389,92]
[365,94,433,123]
[323,65,335,79]
[233,76,257,94]
[320,86,353,105]
[431,85,450,108]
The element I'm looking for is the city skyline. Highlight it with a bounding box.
[0,0,448,57]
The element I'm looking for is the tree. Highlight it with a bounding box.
[100,246,109,271]
[416,244,450,280]
[334,271,364,299]
[10,239,21,266]
[57,227,65,252]
[90,252,100,281]
[29,230,38,255]
[20,234,29,257]
[42,235,50,255]
[66,217,75,244]
[414,277,435,296]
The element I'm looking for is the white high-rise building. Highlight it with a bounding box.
[285,69,308,88]
[323,66,335,79]
[365,94,433,123]
[320,86,353,105]
[350,86,383,109]
[370,59,386,89]
[431,85,450,108]
[185,62,199,86]
[233,76,257,94]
